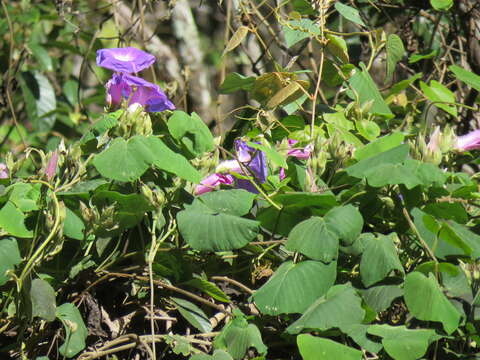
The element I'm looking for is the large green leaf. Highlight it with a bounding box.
[31,278,56,322]
[386,34,405,82]
[297,334,362,360]
[190,350,234,360]
[29,43,53,71]
[287,284,365,334]
[283,19,320,48]
[348,65,393,118]
[361,285,403,313]
[420,80,457,117]
[172,297,212,333]
[20,71,57,132]
[424,201,468,224]
[430,0,453,11]
[6,183,41,212]
[404,272,460,334]
[56,303,88,358]
[346,144,409,179]
[273,192,337,213]
[412,208,480,259]
[368,325,442,360]
[167,111,214,156]
[93,135,201,183]
[355,133,405,161]
[252,260,336,315]
[0,202,33,238]
[334,2,366,27]
[177,199,259,251]
[0,238,21,286]
[360,233,404,287]
[449,65,480,92]
[325,205,363,245]
[347,146,447,189]
[93,137,149,182]
[369,159,447,189]
[286,217,339,262]
[342,324,383,353]
[197,190,256,216]
[214,314,267,360]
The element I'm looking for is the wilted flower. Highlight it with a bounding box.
[455,129,480,152]
[194,173,234,196]
[106,73,175,112]
[0,163,8,179]
[286,139,313,160]
[96,47,155,74]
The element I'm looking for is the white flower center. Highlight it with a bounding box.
[114,53,133,61]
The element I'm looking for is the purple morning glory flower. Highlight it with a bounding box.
[455,130,480,152]
[234,140,268,193]
[106,73,175,112]
[96,47,156,74]
[194,173,234,195]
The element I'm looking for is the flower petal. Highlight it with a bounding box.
[455,130,480,152]
[194,173,234,195]
[96,47,156,73]
[105,74,175,112]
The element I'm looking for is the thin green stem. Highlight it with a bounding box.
[18,185,61,289]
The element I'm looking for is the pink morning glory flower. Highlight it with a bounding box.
[96,47,156,74]
[455,130,480,152]
[287,139,313,160]
[194,173,234,196]
[106,73,175,112]
[0,163,8,179]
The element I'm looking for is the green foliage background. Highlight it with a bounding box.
[1,0,480,359]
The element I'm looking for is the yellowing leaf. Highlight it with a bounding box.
[224,26,249,53]
[267,82,302,108]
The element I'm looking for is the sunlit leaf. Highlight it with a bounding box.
[368,325,442,360]
[360,233,404,287]
[287,284,365,334]
[420,80,457,117]
[253,260,336,315]
[404,272,460,334]
[334,2,366,26]
[56,303,88,358]
[297,334,362,360]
